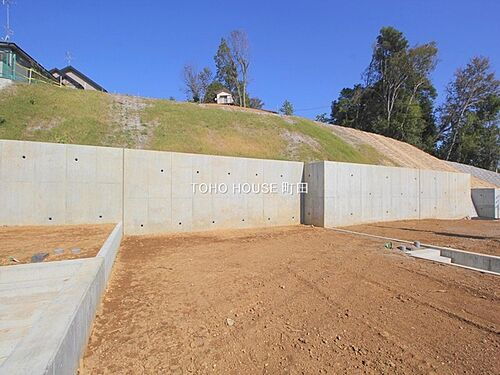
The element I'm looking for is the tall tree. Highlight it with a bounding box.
[229,30,250,107]
[214,38,240,103]
[182,65,212,102]
[331,26,438,150]
[438,57,499,169]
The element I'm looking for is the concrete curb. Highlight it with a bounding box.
[96,222,123,283]
[327,227,499,275]
[0,258,105,375]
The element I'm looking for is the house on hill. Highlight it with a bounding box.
[50,66,107,92]
[215,89,234,105]
[0,41,106,91]
[0,41,56,84]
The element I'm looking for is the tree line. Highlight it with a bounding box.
[182,30,264,109]
[319,26,499,171]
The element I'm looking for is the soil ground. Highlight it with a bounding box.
[0,224,114,266]
[83,223,499,374]
[344,219,500,256]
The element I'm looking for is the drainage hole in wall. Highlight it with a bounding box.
[74,158,78,162]
[350,213,353,216]
[386,211,389,214]
[22,155,26,159]
[242,218,245,222]
[196,171,200,174]
[268,217,271,221]
[350,174,353,177]
[179,222,182,225]
[160,169,164,173]
[292,216,295,219]
[280,174,283,178]
[140,224,144,227]
[48,217,52,221]
[212,220,215,224]
[99,215,103,218]
[228,172,231,175]
[255,173,258,176]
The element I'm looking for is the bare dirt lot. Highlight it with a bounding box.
[83,224,499,374]
[344,219,500,256]
[0,224,114,266]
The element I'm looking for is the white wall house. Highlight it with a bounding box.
[215,90,234,105]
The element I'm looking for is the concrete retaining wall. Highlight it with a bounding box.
[471,188,499,219]
[303,161,473,227]
[0,140,303,234]
[0,140,476,232]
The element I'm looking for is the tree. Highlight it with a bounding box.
[182,65,212,102]
[315,113,330,123]
[437,57,499,169]
[214,31,252,107]
[249,97,264,109]
[229,30,250,107]
[280,100,294,116]
[331,26,438,150]
[214,38,240,103]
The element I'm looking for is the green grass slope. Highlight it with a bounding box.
[0,83,389,164]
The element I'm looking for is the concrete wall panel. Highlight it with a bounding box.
[0,140,123,226]
[472,188,500,219]
[123,149,303,234]
[304,161,472,228]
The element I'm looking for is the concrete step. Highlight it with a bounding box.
[409,249,452,264]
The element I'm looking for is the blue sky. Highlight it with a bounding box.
[5,0,500,118]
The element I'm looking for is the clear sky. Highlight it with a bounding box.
[4,0,500,118]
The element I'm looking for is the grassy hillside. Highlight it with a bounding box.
[0,83,389,165]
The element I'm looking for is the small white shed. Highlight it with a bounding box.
[215,90,234,105]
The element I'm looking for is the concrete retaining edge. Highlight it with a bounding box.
[96,222,123,283]
[0,222,124,375]
[440,248,500,274]
[0,258,105,375]
[326,227,499,275]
